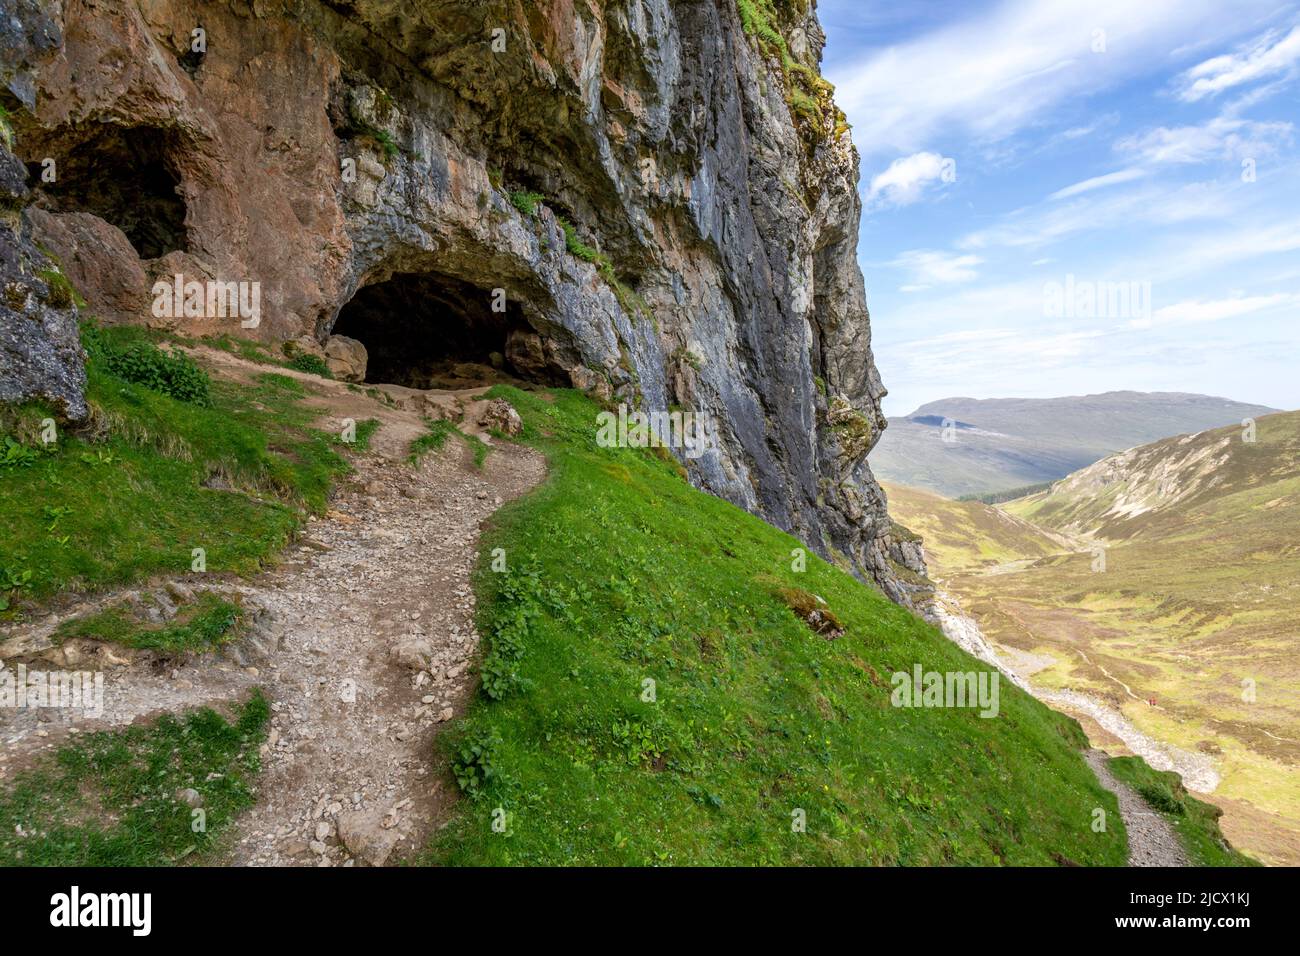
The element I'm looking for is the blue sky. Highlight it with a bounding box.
[818,0,1300,417]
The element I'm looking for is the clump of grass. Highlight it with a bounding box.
[256,371,306,396]
[424,386,1129,866]
[0,692,270,865]
[408,419,491,469]
[36,268,85,310]
[286,351,332,378]
[408,419,457,464]
[336,417,381,452]
[54,592,244,653]
[1108,756,1259,866]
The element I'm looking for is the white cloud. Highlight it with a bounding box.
[959,179,1235,250]
[865,152,954,209]
[889,249,983,287]
[1176,25,1300,102]
[1138,292,1300,328]
[826,0,1275,155]
[1049,167,1147,199]
[1116,116,1293,165]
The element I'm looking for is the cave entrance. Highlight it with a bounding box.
[26,124,188,260]
[332,271,534,389]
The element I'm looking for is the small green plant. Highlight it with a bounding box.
[451,729,502,798]
[287,352,332,378]
[560,218,600,262]
[84,328,212,406]
[0,436,41,468]
[0,565,34,610]
[510,190,545,217]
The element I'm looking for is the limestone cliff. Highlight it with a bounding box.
[0,0,926,606]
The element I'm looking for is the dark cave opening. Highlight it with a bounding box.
[27,124,188,261]
[332,271,535,389]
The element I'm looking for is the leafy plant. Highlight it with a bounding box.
[509,190,545,217]
[84,328,211,406]
[0,436,40,468]
[451,729,502,798]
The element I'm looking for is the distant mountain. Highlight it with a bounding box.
[871,391,1279,498]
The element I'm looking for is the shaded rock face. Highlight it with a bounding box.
[0,4,87,424]
[4,0,916,604]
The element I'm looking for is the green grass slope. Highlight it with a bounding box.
[1,325,352,615]
[1107,757,1258,867]
[0,693,269,866]
[428,387,1127,866]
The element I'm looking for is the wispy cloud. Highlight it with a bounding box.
[827,0,1276,155]
[865,152,955,209]
[889,249,983,288]
[1137,292,1300,328]
[1049,167,1147,199]
[1115,116,1293,165]
[1176,24,1300,101]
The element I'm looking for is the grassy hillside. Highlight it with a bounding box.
[872,391,1276,498]
[426,387,1128,866]
[0,324,351,616]
[882,481,1062,574]
[888,413,1300,865]
[1107,756,1258,867]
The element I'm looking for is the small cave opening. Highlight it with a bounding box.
[26,123,188,260]
[332,271,548,389]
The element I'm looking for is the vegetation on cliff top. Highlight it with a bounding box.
[427,386,1128,865]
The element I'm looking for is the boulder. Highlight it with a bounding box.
[389,637,434,671]
[337,807,403,866]
[324,334,367,382]
[481,398,523,437]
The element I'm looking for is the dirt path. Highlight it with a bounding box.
[0,352,547,865]
[1084,749,1190,867]
[222,436,544,865]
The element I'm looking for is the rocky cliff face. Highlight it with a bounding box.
[0,0,924,605]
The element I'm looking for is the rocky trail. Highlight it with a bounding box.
[0,354,546,866]
[1084,750,1190,867]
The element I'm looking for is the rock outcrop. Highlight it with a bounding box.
[0,4,87,424]
[1,0,922,604]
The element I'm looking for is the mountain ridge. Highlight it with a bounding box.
[872,390,1280,498]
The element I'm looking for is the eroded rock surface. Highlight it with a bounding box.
[3,0,921,602]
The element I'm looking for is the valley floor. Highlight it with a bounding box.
[886,480,1293,866]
